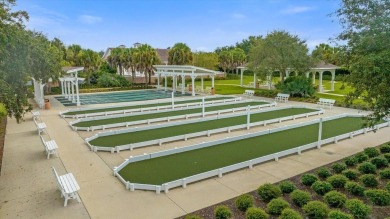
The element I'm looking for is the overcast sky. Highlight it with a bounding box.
[15,0,342,52]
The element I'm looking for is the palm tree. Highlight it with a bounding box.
[168,42,193,65]
[107,48,126,75]
[134,44,160,84]
[78,49,102,84]
[122,48,137,84]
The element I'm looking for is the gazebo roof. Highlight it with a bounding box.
[154,65,220,76]
[62,66,84,74]
[312,61,339,70]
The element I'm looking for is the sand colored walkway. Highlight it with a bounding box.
[1,95,390,219]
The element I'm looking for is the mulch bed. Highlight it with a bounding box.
[0,117,7,174]
[178,144,390,219]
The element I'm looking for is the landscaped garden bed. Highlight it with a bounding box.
[180,142,390,219]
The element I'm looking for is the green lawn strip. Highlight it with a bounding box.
[74,101,268,127]
[119,117,365,185]
[90,108,317,147]
[64,96,233,116]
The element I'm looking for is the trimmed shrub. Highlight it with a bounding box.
[278,180,296,194]
[324,191,347,208]
[344,157,358,167]
[311,181,333,196]
[245,207,269,219]
[290,189,311,207]
[345,199,371,219]
[266,198,289,215]
[257,183,282,202]
[301,174,318,186]
[380,168,390,179]
[345,181,365,196]
[184,215,203,219]
[364,147,380,158]
[387,182,390,192]
[328,210,353,219]
[279,208,303,219]
[370,157,389,168]
[214,205,232,219]
[332,163,347,173]
[354,152,369,163]
[359,174,378,187]
[364,189,390,206]
[327,174,349,188]
[317,167,332,179]
[358,162,377,174]
[235,194,254,212]
[384,153,390,162]
[302,201,329,219]
[380,145,390,153]
[342,169,360,180]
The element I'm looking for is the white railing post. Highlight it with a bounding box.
[202,97,205,118]
[317,118,323,148]
[247,105,250,130]
[171,92,174,109]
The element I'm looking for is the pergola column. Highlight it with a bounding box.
[285,70,290,79]
[181,74,185,94]
[240,68,244,87]
[63,80,68,98]
[75,77,80,106]
[312,72,316,84]
[164,75,167,91]
[253,72,256,87]
[330,70,335,91]
[157,73,160,87]
[318,71,324,92]
[71,80,75,103]
[172,75,176,92]
[60,79,64,96]
[211,75,215,88]
[191,75,196,96]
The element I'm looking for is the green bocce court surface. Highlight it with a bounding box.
[64,96,234,116]
[90,108,317,147]
[74,101,268,128]
[119,117,366,185]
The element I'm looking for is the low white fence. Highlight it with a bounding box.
[72,100,275,131]
[60,96,241,119]
[113,114,390,193]
[86,105,321,152]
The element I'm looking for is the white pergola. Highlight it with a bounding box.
[238,61,339,92]
[153,65,220,96]
[59,67,85,106]
[32,78,46,109]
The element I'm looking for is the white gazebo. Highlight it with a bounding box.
[59,67,85,106]
[153,65,220,96]
[238,61,339,92]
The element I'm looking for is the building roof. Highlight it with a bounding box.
[313,61,339,70]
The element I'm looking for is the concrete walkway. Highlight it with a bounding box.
[1,95,389,219]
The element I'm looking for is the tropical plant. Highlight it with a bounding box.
[168,42,193,65]
[275,76,316,97]
[134,44,161,84]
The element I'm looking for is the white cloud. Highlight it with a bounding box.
[78,15,103,24]
[281,6,314,14]
[232,13,246,19]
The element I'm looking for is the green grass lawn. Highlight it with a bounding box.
[119,117,366,185]
[63,96,233,116]
[90,108,317,147]
[74,101,269,127]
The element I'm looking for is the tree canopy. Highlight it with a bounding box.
[248,30,312,82]
[168,42,193,65]
[193,52,219,70]
[336,0,390,124]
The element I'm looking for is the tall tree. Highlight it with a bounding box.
[168,42,193,65]
[235,35,263,58]
[65,44,83,66]
[231,48,246,73]
[248,30,312,82]
[78,49,102,84]
[336,0,390,125]
[193,52,219,70]
[134,44,160,84]
[107,47,126,75]
[311,43,342,65]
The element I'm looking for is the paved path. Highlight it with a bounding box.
[1,95,389,219]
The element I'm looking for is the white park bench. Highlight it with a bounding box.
[32,111,40,120]
[33,118,47,135]
[275,93,290,103]
[243,90,255,97]
[51,167,81,207]
[40,137,58,159]
[317,98,336,109]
